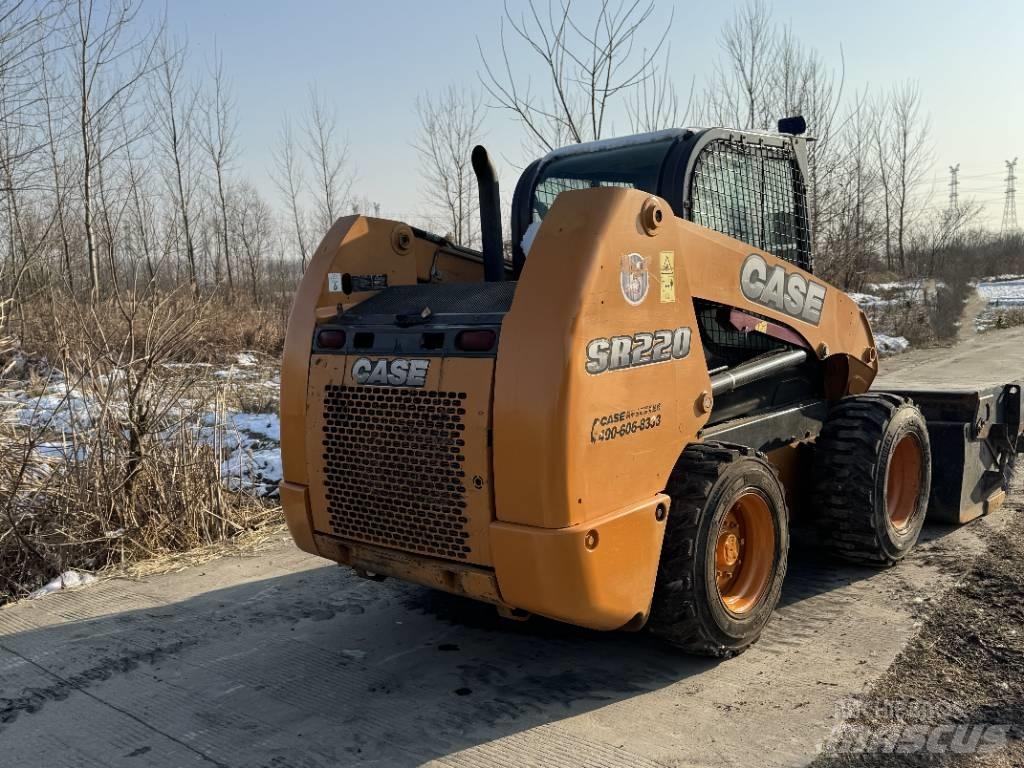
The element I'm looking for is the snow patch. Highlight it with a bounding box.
[874,333,910,355]
[977,278,1024,306]
[29,570,96,599]
[4,376,283,499]
[848,292,884,308]
[221,447,282,495]
[200,411,282,497]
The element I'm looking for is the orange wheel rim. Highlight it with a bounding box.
[715,491,775,615]
[887,434,923,531]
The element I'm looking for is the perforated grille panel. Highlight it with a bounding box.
[321,385,471,560]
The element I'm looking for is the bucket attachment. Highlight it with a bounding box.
[889,384,1023,524]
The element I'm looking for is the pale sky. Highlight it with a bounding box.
[159,0,1024,231]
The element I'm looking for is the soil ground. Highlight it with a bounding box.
[812,474,1024,767]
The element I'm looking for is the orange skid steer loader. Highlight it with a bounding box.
[279,120,1022,656]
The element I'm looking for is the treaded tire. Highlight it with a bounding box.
[812,393,932,566]
[648,443,789,657]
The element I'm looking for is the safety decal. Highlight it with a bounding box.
[620,252,650,305]
[327,272,388,294]
[740,253,826,325]
[591,402,662,444]
[352,357,429,387]
[585,327,691,374]
[659,250,675,303]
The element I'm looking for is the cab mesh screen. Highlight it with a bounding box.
[691,140,810,271]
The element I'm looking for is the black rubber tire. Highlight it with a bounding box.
[812,393,932,566]
[648,443,789,657]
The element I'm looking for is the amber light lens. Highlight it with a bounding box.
[455,329,496,352]
[317,328,346,349]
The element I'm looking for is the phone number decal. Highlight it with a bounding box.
[590,403,663,444]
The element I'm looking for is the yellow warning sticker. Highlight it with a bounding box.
[659,250,675,303]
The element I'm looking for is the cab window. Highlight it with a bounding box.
[690,140,810,271]
[531,138,675,221]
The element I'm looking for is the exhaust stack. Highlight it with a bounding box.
[471,145,504,282]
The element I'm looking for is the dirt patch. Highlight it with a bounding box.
[813,491,1024,767]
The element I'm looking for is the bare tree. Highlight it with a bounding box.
[93,99,134,294]
[887,81,932,272]
[271,116,310,269]
[39,43,78,290]
[66,0,159,302]
[867,82,933,274]
[199,44,237,295]
[479,0,673,151]
[121,105,158,285]
[912,202,983,279]
[231,181,273,300]
[700,0,775,130]
[870,94,895,270]
[627,45,691,133]
[302,85,352,233]
[151,34,201,291]
[768,27,844,250]
[413,86,484,246]
[816,91,879,289]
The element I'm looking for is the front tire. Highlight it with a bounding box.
[648,443,789,657]
[812,394,932,565]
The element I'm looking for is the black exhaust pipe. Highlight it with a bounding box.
[471,145,504,282]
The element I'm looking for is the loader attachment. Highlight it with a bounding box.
[888,383,1023,523]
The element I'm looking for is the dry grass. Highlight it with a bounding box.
[979,307,1024,333]
[9,290,290,366]
[864,300,939,347]
[0,288,283,604]
[192,298,290,362]
[864,278,972,347]
[114,521,288,580]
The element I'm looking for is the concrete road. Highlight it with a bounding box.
[2,327,1022,768]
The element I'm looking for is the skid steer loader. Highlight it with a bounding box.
[279,120,1022,656]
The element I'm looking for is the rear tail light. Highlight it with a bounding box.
[455,329,496,352]
[316,328,346,349]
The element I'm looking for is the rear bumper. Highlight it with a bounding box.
[281,483,669,631]
[489,494,669,630]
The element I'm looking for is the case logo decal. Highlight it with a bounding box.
[620,252,650,305]
[585,327,691,375]
[740,253,826,325]
[352,357,429,387]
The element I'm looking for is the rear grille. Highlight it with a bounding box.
[321,385,471,560]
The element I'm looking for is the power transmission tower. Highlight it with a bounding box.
[948,163,960,215]
[1002,158,1019,234]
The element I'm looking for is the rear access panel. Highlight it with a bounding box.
[306,354,495,565]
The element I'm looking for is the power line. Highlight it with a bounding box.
[1002,158,1019,234]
